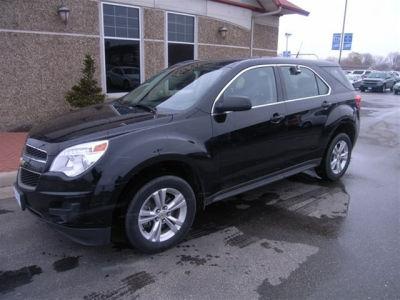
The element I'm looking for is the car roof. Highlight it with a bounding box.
[174,57,340,70]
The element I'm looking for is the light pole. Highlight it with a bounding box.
[338,0,348,64]
[285,33,292,53]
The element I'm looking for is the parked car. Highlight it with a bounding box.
[359,71,396,92]
[14,58,360,253]
[352,70,372,78]
[346,73,363,89]
[389,71,400,83]
[394,82,400,94]
[106,66,140,91]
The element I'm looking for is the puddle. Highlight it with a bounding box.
[0,265,42,294]
[53,256,80,272]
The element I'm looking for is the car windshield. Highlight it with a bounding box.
[367,72,386,78]
[119,61,230,112]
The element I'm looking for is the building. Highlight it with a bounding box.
[0,0,308,131]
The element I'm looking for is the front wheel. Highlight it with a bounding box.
[125,176,196,253]
[316,133,352,181]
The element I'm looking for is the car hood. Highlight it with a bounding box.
[363,78,384,82]
[29,102,172,143]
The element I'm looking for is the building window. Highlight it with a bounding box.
[103,3,141,93]
[167,13,195,67]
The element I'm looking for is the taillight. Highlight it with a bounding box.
[355,95,361,109]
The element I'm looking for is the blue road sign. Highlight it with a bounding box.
[283,51,291,57]
[332,33,353,50]
[332,33,341,50]
[343,33,353,50]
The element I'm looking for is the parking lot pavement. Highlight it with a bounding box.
[1,92,399,299]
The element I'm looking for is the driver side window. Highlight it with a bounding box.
[223,67,277,106]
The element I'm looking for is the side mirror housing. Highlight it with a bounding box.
[214,96,252,114]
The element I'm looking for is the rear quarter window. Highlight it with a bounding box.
[322,66,354,90]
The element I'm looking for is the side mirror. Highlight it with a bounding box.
[289,65,302,75]
[214,95,252,114]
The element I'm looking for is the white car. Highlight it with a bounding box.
[346,74,363,89]
[352,70,372,78]
[107,67,140,90]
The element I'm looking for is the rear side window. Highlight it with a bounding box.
[322,66,354,90]
[280,66,328,100]
[223,67,277,106]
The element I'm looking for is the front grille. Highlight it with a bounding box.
[25,145,47,162]
[363,81,377,86]
[20,168,41,187]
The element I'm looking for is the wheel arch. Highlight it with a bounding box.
[111,155,205,235]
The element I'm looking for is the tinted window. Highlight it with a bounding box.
[168,44,194,66]
[322,66,353,90]
[103,4,139,39]
[280,67,319,99]
[103,4,141,94]
[168,13,194,43]
[223,67,277,106]
[104,39,140,93]
[167,13,195,67]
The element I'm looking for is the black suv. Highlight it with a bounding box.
[14,58,360,253]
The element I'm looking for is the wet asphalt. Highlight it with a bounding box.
[0,92,399,299]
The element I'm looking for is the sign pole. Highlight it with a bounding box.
[338,0,348,64]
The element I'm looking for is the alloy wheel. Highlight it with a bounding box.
[330,140,349,175]
[138,188,187,243]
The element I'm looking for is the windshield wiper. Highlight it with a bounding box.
[129,103,157,114]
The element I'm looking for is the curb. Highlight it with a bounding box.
[0,171,17,188]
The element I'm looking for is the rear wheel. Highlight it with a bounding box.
[316,133,352,181]
[125,176,196,253]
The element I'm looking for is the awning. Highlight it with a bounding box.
[211,0,309,16]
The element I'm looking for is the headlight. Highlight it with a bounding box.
[50,140,108,177]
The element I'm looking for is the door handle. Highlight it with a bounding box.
[270,113,285,124]
[321,101,331,109]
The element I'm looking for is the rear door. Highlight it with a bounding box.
[278,65,332,165]
[211,66,288,189]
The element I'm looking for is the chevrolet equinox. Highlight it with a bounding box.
[14,58,360,253]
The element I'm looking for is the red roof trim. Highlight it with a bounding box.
[273,0,310,16]
[211,0,266,12]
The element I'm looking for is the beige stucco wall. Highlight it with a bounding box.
[0,2,279,131]
[0,0,99,34]
[0,0,101,131]
[0,32,101,131]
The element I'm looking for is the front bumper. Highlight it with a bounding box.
[14,170,121,246]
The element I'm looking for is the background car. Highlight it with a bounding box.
[352,70,372,78]
[393,82,400,95]
[389,71,400,83]
[106,66,140,91]
[359,71,396,92]
[346,73,363,89]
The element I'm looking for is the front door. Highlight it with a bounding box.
[211,66,289,190]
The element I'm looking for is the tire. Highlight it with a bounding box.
[125,176,196,253]
[395,90,399,95]
[381,84,386,93]
[316,133,352,181]
[359,87,365,92]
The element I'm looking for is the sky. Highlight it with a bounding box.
[277,0,400,60]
